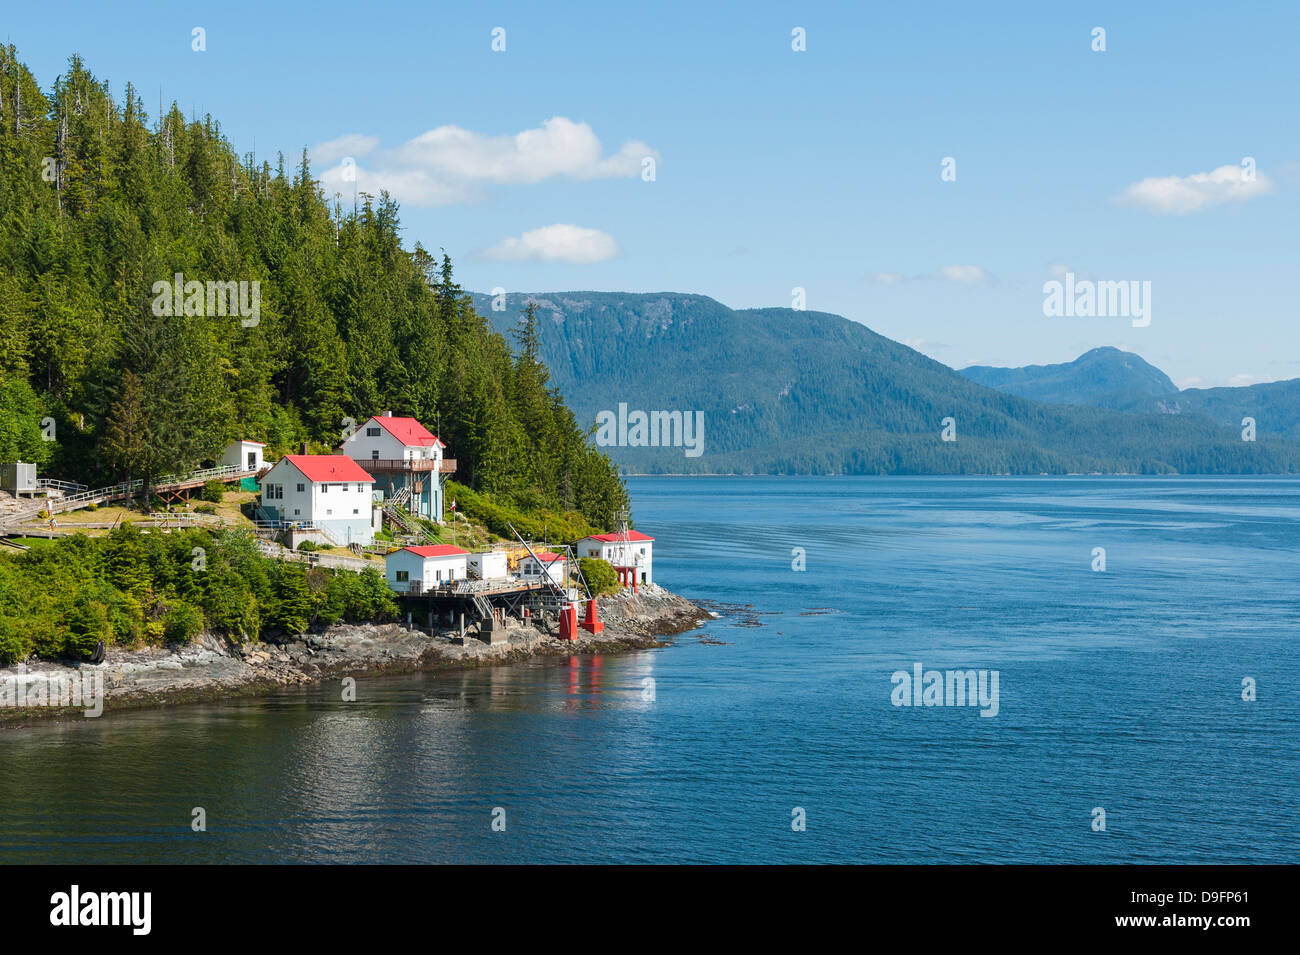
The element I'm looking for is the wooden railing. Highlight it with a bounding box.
[357,458,456,474]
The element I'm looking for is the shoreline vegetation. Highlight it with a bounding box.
[0,47,669,718]
[1,585,710,726]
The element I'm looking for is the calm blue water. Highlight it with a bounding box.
[1,476,1296,863]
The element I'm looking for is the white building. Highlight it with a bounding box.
[520,551,567,585]
[259,455,376,547]
[576,531,654,587]
[338,412,453,522]
[467,551,509,581]
[219,439,265,472]
[385,545,469,593]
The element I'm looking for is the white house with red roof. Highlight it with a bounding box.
[385,544,468,593]
[339,412,455,523]
[259,454,376,547]
[577,531,654,587]
[519,551,568,585]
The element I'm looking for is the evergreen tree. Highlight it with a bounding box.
[0,48,629,530]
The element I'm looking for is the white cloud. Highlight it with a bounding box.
[313,117,659,207]
[903,337,949,355]
[869,265,989,285]
[939,264,987,284]
[1228,372,1275,387]
[1118,164,1275,215]
[481,224,619,264]
[310,134,379,165]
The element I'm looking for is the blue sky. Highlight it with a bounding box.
[7,1,1298,387]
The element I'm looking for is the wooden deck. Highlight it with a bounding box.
[359,458,456,474]
[395,578,552,598]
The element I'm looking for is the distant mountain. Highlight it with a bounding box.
[1117,381,1300,442]
[962,349,1300,441]
[960,347,1177,408]
[469,291,1300,475]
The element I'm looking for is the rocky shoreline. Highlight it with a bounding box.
[0,585,711,726]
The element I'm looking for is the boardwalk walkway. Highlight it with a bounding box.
[0,464,261,533]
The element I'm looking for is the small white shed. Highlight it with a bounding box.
[467,551,509,580]
[386,545,469,593]
[220,440,265,472]
[520,551,567,585]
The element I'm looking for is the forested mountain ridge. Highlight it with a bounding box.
[469,291,1300,475]
[962,349,1300,441]
[960,347,1178,407]
[0,49,627,529]
[1130,379,1300,441]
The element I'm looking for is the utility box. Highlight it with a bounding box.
[1,461,36,496]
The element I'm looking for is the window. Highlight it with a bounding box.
[297,483,305,492]
[321,484,329,493]
[352,509,359,515]
[371,449,380,460]
[326,509,333,516]
[293,509,300,516]
[396,570,409,582]
[366,426,381,437]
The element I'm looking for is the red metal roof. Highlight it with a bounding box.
[403,545,468,558]
[368,415,445,448]
[530,552,565,562]
[585,531,654,543]
[282,455,375,483]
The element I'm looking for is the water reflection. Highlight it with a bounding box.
[2,477,1297,864]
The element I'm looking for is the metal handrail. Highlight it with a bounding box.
[8,464,258,522]
[35,478,89,493]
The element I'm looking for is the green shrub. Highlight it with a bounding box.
[578,557,621,596]
[163,601,205,643]
[296,540,317,552]
[0,527,403,658]
[0,618,30,666]
[446,480,601,542]
[201,480,225,503]
[63,593,110,660]
[267,565,311,634]
[195,503,217,515]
